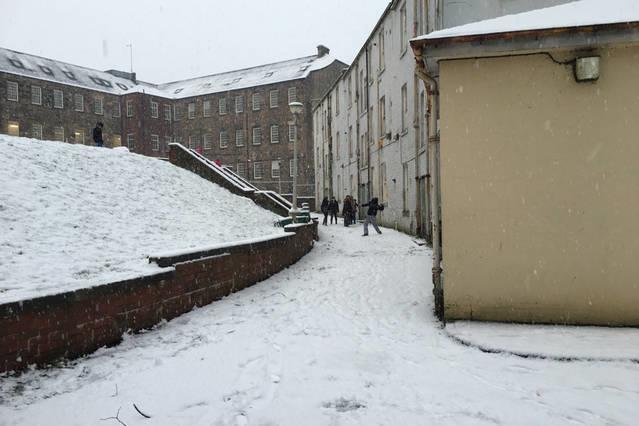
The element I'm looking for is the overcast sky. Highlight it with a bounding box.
[0,0,390,83]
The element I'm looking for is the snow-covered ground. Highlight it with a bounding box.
[0,136,279,304]
[1,225,638,426]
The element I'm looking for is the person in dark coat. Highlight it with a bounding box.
[342,195,354,227]
[328,197,339,225]
[361,197,384,236]
[92,122,104,147]
[320,197,329,226]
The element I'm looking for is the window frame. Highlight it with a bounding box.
[31,85,42,105]
[7,81,18,102]
[53,89,64,109]
[219,130,229,148]
[95,97,104,115]
[150,101,159,118]
[270,124,280,143]
[151,134,160,151]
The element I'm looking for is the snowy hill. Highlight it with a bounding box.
[0,136,279,304]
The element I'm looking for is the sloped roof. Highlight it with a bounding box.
[0,47,136,95]
[0,46,339,99]
[412,0,639,43]
[158,54,338,99]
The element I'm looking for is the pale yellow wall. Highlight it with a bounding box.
[439,46,639,325]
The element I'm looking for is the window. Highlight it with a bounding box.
[269,90,279,108]
[271,161,280,178]
[203,133,212,150]
[252,93,261,111]
[288,124,297,142]
[270,125,279,143]
[219,130,229,148]
[164,136,172,151]
[203,100,211,117]
[74,94,84,112]
[126,100,134,117]
[151,134,160,151]
[237,162,246,178]
[95,97,104,115]
[400,3,408,54]
[235,96,244,113]
[32,123,42,139]
[348,126,353,158]
[381,162,388,203]
[348,75,353,106]
[74,130,85,144]
[164,104,171,121]
[54,126,65,141]
[401,84,408,132]
[127,133,135,150]
[8,121,19,136]
[379,96,386,137]
[151,101,159,118]
[31,86,42,105]
[188,103,195,119]
[235,129,245,146]
[252,127,262,145]
[289,158,296,177]
[359,69,366,112]
[335,83,340,116]
[402,163,409,211]
[54,89,64,109]
[114,102,121,117]
[378,29,385,72]
[219,97,227,115]
[173,104,182,121]
[188,135,198,149]
[288,87,297,104]
[7,81,18,101]
[253,162,263,179]
[335,133,340,160]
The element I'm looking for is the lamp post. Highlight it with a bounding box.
[289,101,303,221]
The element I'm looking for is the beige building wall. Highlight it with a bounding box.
[439,46,639,325]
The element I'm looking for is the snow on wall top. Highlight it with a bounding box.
[0,46,337,99]
[413,0,639,42]
[0,47,137,95]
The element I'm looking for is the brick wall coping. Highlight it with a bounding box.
[148,232,294,268]
[0,270,176,318]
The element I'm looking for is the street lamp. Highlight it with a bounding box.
[289,101,303,221]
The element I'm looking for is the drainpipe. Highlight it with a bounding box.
[414,49,443,321]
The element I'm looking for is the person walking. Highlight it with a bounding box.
[361,197,384,236]
[328,197,339,225]
[320,197,329,226]
[92,122,104,147]
[342,195,353,227]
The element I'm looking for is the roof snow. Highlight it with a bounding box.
[413,0,639,42]
[0,47,136,95]
[0,46,337,99]
[157,54,337,99]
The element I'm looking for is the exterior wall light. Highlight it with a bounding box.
[574,56,600,82]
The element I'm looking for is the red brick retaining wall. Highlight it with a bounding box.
[0,221,318,374]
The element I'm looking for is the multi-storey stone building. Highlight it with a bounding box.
[313,0,572,239]
[0,46,345,207]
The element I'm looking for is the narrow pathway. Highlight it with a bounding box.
[1,225,637,425]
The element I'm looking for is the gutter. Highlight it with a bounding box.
[414,48,444,321]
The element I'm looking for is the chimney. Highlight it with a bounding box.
[317,45,330,58]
